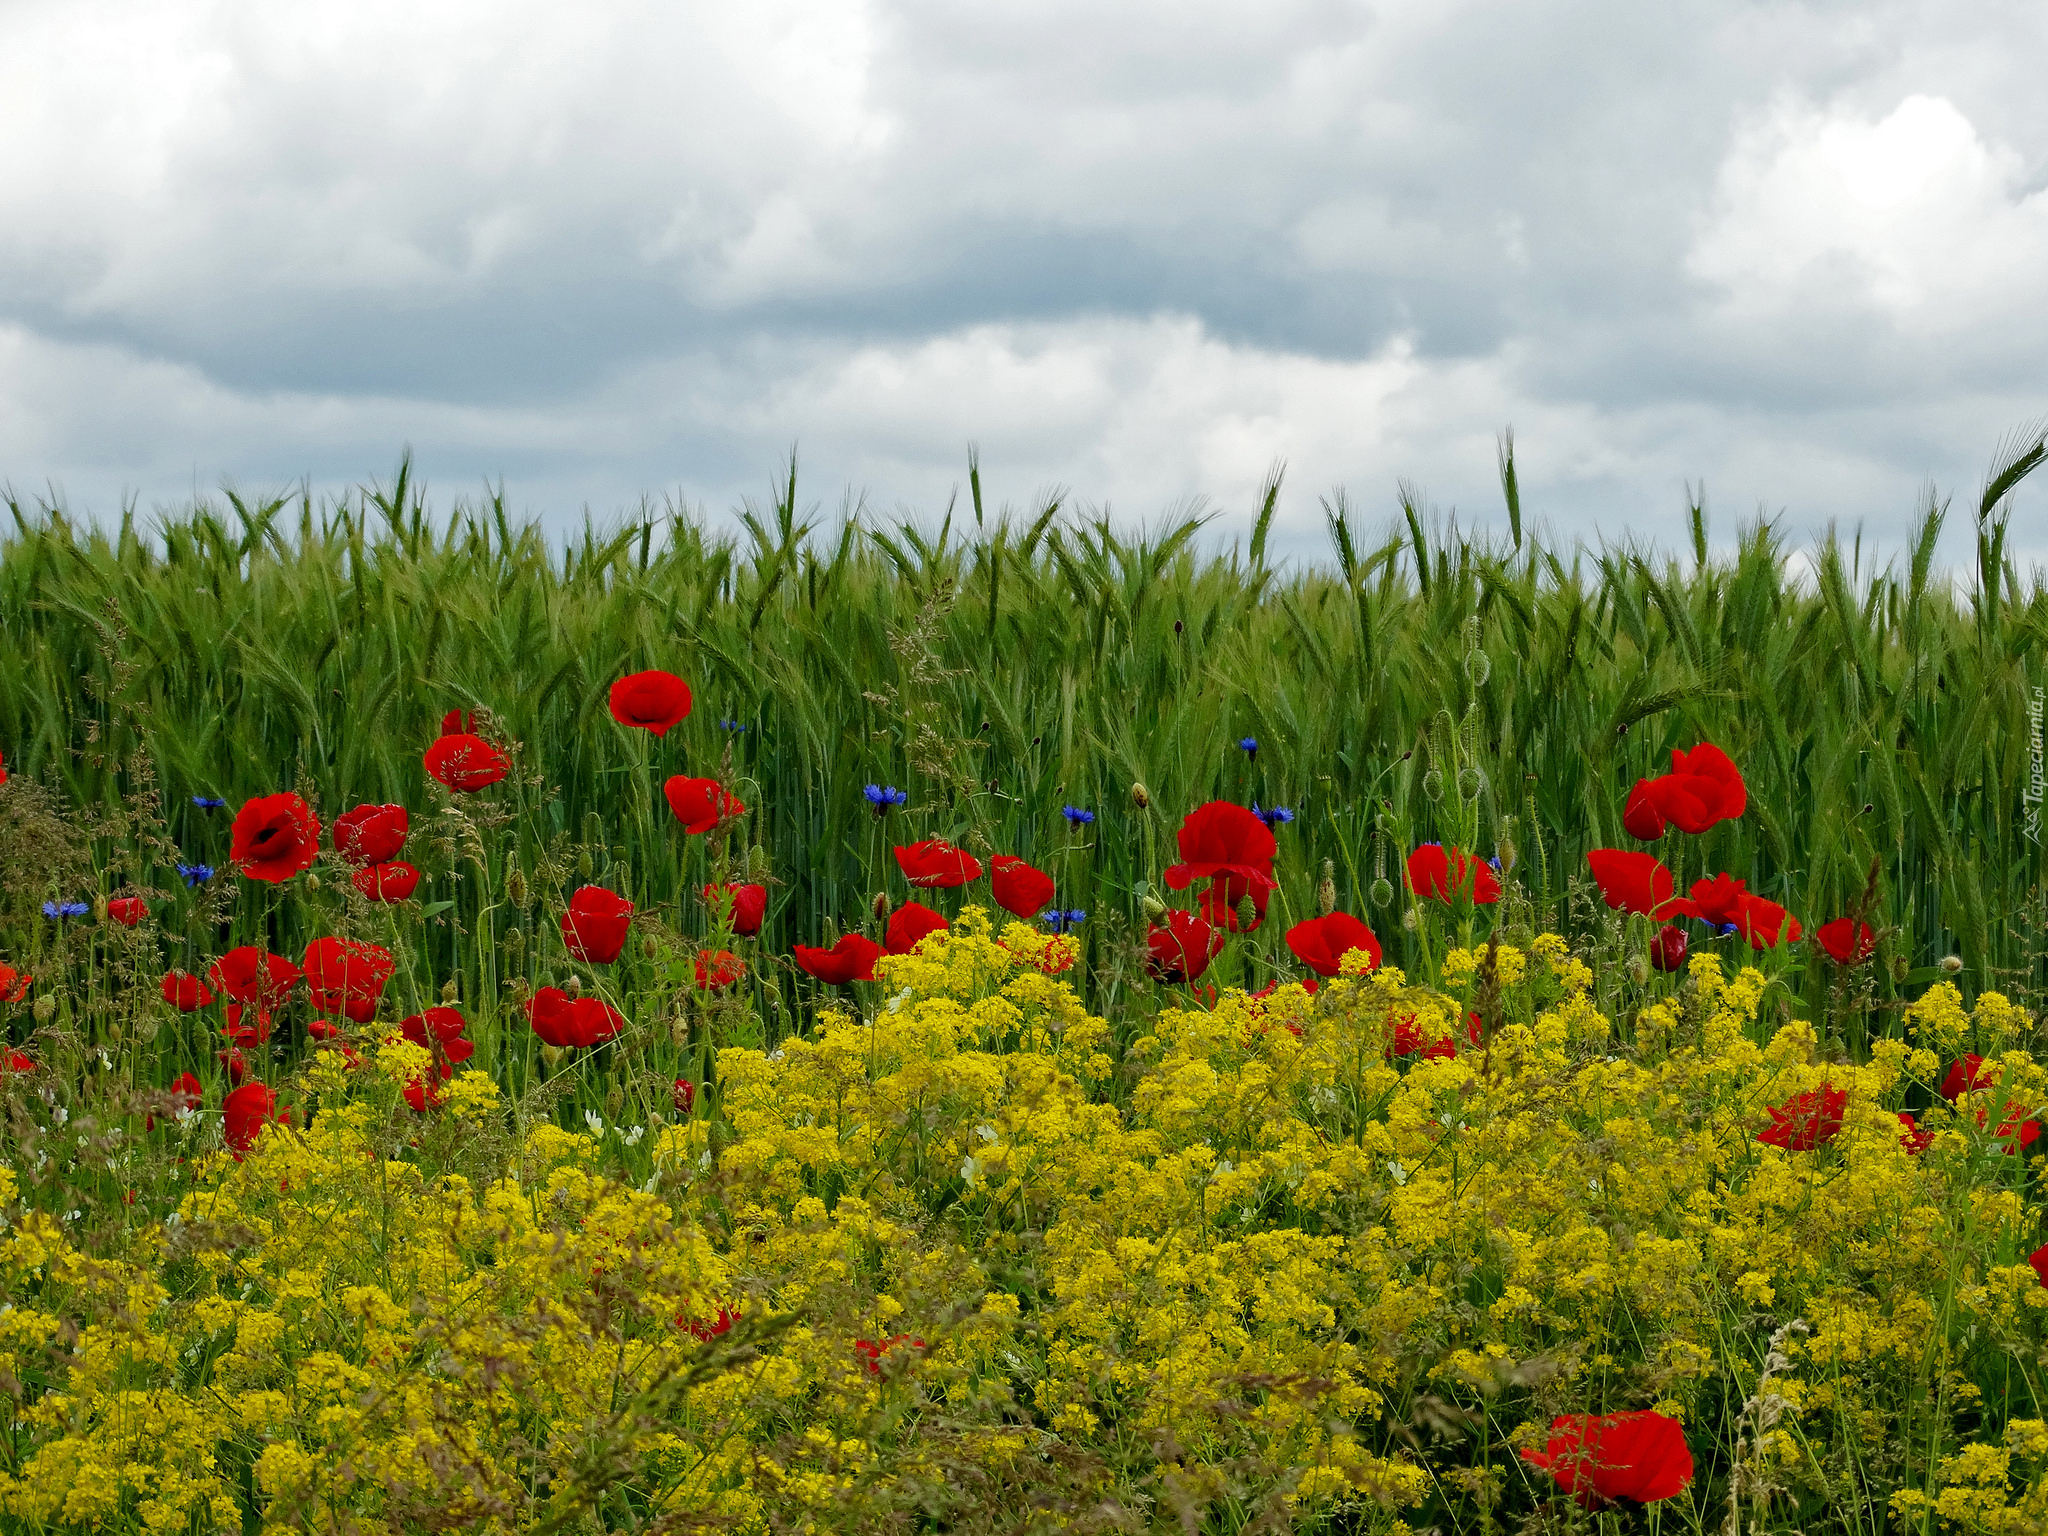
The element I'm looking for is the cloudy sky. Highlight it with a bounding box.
[2,0,2044,561]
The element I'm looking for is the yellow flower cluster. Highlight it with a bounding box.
[6,909,2048,1530]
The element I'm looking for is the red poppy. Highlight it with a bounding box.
[1898,1112,1935,1155]
[439,708,477,736]
[685,1307,737,1341]
[665,776,745,833]
[205,948,300,1033]
[1942,1055,1990,1100]
[561,886,634,964]
[1817,919,1877,965]
[526,987,627,1048]
[302,936,395,1024]
[1406,844,1501,905]
[1146,910,1224,984]
[894,839,984,889]
[218,1044,253,1083]
[1623,744,1746,839]
[1197,872,1271,933]
[1585,850,1679,917]
[1387,1011,1481,1059]
[1757,1085,1847,1150]
[1683,873,1748,926]
[2032,1244,2048,1289]
[672,1076,696,1114]
[160,971,215,1012]
[608,670,693,736]
[695,949,745,989]
[794,933,885,985]
[1521,1411,1693,1507]
[1285,913,1383,977]
[332,803,409,866]
[1250,977,1320,999]
[885,901,950,954]
[424,733,509,792]
[990,855,1055,920]
[223,1081,287,1156]
[1650,924,1688,972]
[1981,1108,2041,1154]
[229,792,321,883]
[0,964,26,1004]
[2,1050,33,1073]
[1621,779,1670,841]
[1162,802,1277,896]
[401,1006,474,1068]
[854,1334,927,1375]
[145,1072,203,1131]
[0,747,6,785]
[704,882,768,936]
[106,896,147,927]
[1731,894,1801,950]
[353,861,420,902]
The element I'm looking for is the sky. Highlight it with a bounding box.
[2,0,2045,565]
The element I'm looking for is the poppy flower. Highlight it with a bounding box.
[1942,1055,1990,1101]
[302,936,395,1024]
[1817,919,1877,965]
[561,886,634,964]
[2,1050,32,1073]
[1757,1085,1847,1150]
[1650,924,1688,971]
[526,986,577,1046]
[160,971,215,1012]
[332,803,409,866]
[526,987,626,1048]
[1163,802,1277,896]
[0,746,6,784]
[1521,1411,1693,1507]
[401,1006,474,1069]
[1146,910,1225,984]
[685,1307,737,1341]
[146,1072,203,1131]
[703,883,767,936]
[1981,1108,2042,1154]
[1407,844,1501,904]
[1683,873,1748,927]
[353,861,420,902]
[440,708,477,736]
[1898,1112,1935,1155]
[1623,744,1747,839]
[894,839,984,889]
[1731,894,1801,950]
[569,997,626,1046]
[794,933,885,985]
[608,670,693,736]
[219,1044,252,1083]
[223,1081,288,1156]
[665,776,745,833]
[886,901,950,954]
[306,1018,347,1041]
[205,948,301,1033]
[106,896,148,927]
[695,949,745,989]
[1250,977,1320,1000]
[1388,1013,1463,1060]
[0,964,28,1004]
[1285,913,1383,977]
[2032,1243,2048,1289]
[1197,872,1271,933]
[672,1077,696,1114]
[229,792,321,883]
[1586,850,1680,917]
[424,733,509,793]
[854,1334,926,1375]
[990,855,1055,920]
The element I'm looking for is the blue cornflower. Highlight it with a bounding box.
[717,718,751,732]
[1238,736,1259,755]
[1251,802,1294,828]
[862,784,908,815]
[1042,908,1087,933]
[43,900,89,920]
[176,862,215,888]
[1062,805,1095,825]
[191,795,226,810]
[1713,921,1740,938]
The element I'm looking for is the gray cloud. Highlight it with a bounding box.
[1,0,2044,563]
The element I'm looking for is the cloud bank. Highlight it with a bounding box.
[2,0,2045,560]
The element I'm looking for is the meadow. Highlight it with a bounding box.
[3,437,2048,1533]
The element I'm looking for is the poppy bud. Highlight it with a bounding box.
[1132,782,1151,810]
[33,995,56,1022]
[1402,908,1419,932]
[307,873,322,892]
[1892,955,1910,984]
[504,925,525,956]
[749,844,771,880]
[506,864,529,907]
[643,936,659,959]
[577,848,595,880]
[1939,955,1963,976]
[92,895,109,924]
[1236,895,1258,930]
[1369,877,1394,908]
[605,1086,624,1118]
[1463,650,1491,686]
[1316,860,1337,917]
[564,974,584,999]
[873,891,893,925]
[1496,837,1517,874]
[440,978,459,1004]
[1141,894,1167,923]
[1422,770,1444,802]
[1457,767,1481,799]
[540,1043,566,1068]
[1626,952,1650,986]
